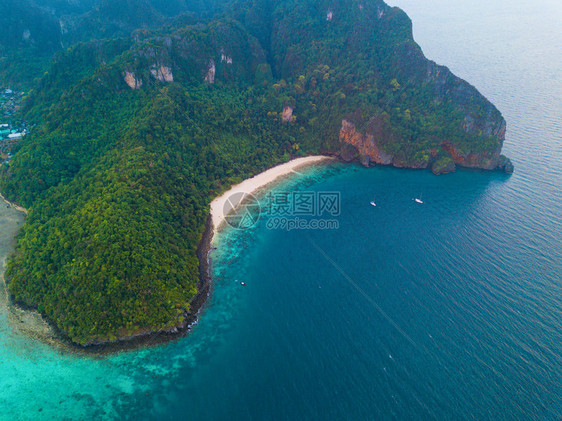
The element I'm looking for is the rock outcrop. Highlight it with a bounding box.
[497,155,514,174]
[440,140,499,170]
[204,60,216,84]
[339,119,393,165]
[340,118,513,174]
[221,51,233,64]
[150,65,173,83]
[123,71,143,89]
[431,156,456,175]
[282,106,294,123]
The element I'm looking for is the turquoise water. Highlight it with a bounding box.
[1,0,561,419]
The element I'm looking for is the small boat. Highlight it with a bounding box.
[240,282,247,286]
[414,193,423,204]
[370,197,377,207]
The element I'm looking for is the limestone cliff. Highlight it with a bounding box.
[204,60,216,84]
[123,71,143,89]
[282,106,294,123]
[339,118,394,166]
[150,64,173,83]
[340,116,512,174]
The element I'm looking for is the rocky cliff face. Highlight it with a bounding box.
[340,117,512,174]
[150,64,174,82]
[123,71,143,89]
[339,119,394,166]
[117,20,266,90]
[337,41,513,174]
[204,60,216,84]
[244,0,513,175]
[440,140,499,170]
[282,106,294,123]
[376,40,513,173]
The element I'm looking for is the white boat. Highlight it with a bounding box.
[414,193,423,204]
[370,197,376,207]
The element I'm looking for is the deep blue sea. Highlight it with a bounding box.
[0,0,560,419]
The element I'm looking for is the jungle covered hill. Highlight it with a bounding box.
[0,0,222,87]
[0,0,512,345]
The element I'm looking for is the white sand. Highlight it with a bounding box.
[0,192,27,214]
[0,197,57,345]
[210,156,333,241]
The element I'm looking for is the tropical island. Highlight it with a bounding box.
[0,0,512,346]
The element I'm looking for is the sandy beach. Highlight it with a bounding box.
[0,155,333,351]
[0,197,57,344]
[209,156,333,241]
[0,192,27,214]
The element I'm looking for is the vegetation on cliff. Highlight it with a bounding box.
[0,0,62,86]
[0,0,511,345]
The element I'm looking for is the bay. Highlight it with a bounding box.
[0,0,560,419]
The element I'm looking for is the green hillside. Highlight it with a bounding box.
[0,0,512,345]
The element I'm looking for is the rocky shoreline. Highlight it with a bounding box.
[339,119,514,175]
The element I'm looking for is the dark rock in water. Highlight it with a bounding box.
[432,156,457,175]
[359,154,370,167]
[497,155,514,174]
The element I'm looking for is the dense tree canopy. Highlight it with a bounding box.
[0,0,508,345]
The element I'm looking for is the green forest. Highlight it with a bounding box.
[0,0,511,345]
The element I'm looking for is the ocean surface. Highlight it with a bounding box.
[0,0,560,419]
